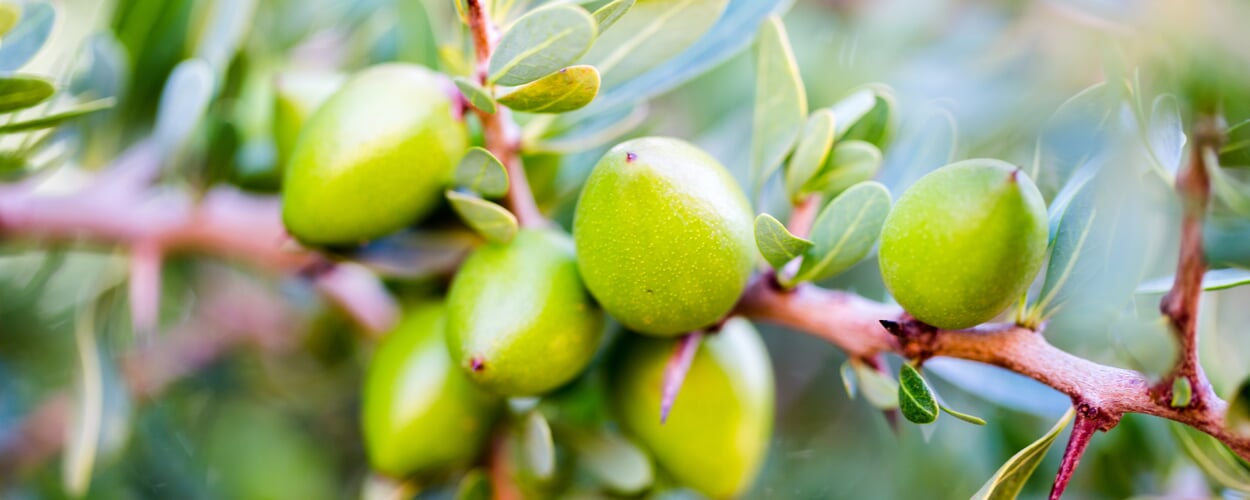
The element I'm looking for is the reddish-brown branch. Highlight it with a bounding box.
[464,0,545,228]
[734,274,1250,460]
[0,148,398,334]
[788,193,822,239]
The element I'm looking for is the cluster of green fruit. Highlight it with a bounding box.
[277,61,1051,497]
[277,63,772,497]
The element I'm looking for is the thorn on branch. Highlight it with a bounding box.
[1049,405,1105,500]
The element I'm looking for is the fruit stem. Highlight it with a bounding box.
[465,0,547,228]
[1155,114,1218,410]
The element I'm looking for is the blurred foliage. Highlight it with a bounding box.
[1,0,1250,498]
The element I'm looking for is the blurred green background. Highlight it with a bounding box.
[2,0,1250,498]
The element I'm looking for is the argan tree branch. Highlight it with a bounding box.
[0,143,399,334]
[465,0,545,228]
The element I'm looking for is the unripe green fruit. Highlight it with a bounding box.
[573,137,755,336]
[362,301,501,477]
[878,159,1048,329]
[273,71,345,173]
[282,63,467,246]
[608,318,774,499]
[447,229,605,396]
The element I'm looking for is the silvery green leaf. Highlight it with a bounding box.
[1146,94,1185,177]
[591,0,634,32]
[530,102,646,153]
[1171,421,1250,493]
[523,411,556,481]
[489,5,597,86]
[581,0,726,89]
[1208,148,1250,218]
[940,405,986,426]
[498,65,599,113]
[829,89,875,139]
[749,15,806,190]
[446,191,519,244]
[898,363,937,424]
[0,75,54,113]
[155,59,216,157]
[63,300,103,496]
[753,213,812,270]
[805,140,883,198]
[455,147,509,198]
[1136,268,1250,295]
[1221,118,1250,167]
[0,1,53,71]
[841,86,897,149]
[573,429,654,495]
[789,181,891,285]
[785,108,835,202]
[455,77,497,114]
[191,0,258,73]
[850,359,897,410]
[972,407,1076,500]
[840,360,857,399]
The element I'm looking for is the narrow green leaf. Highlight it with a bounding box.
[1227,378,1250,436]
[749,15,807,190]
[455,77,497,114]
[940,404,987,426]
[455,469,492,500]
[1208,149,1250,217]
[851,359,898,410]
[0,3,19,38]
[1221,118,1250,167]
[841,87,898,149]
[454,147,509,198]
[1136,268,1250,295]
[591,0,634,32]
[64,298,103,497]
[0,2,53,71]
[972,407,1076,500]
[785,109,836,202]
[829,89,876,139]
[753,213,813,271]
[1146,94,1185,176]
[0,75,53,113]
[523,411,556,481]
[1170,421,1250,493]
[1172,377,1193,408]
[498,65,599,113]
[0,98,114,134]
[805,140,883,198]
[191,0,257,73]
[840,360,858,399]
[790,181,891,285]
[488,5,597,86]
[446,191,519,244]
[580,0,726,89]
[156,59,215,155]
[572,429,654,495]
[898,363,938,424]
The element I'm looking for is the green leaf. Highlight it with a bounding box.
[155,59,216,156]
[749,15,806,190]
[940,405,987,426]
[0,3,19,38]
[753,213,813,270]
[580,0,727,89]
[488,5,597,86]
[455,469,492,500]
[455,147,509,198]
[582,0,782,115]
[1172,377,1193,408]
[529,103,646,153]
[840,360,857,399]
[898,363,938,424]
[0,98,114,134]
[190,0,258,73]
[0,75,54,113]
[572,429,654,495]
[785,109,836,202]
[1227,377,1250,436]
[455,77,497,114]
[0,1,53,71]
[805,140,883,198]
[841,86,898,149]
[850,359,898,410]
[829,88,876,139]
[498,65,600,113]
[523,411,556,481]
[446,191,519,244]
[64,297,103,497]
[789,181,891,285]
[1146,94,1185,176]
[972,407,1076,500]
[1222,118,1250,167]
[1209,150,1250,217]
[1170,421,1250,493]
[1135,268,1250,295]
[591,0,634,32]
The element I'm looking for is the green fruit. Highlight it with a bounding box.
[608,318,774,499]
[573,137,755,336]
[273,71,345,173]
[204,402,336,500]
[878,159,1048,329]
[362,301,501,477]
[282,63,467,246]
[447,229,605,396]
